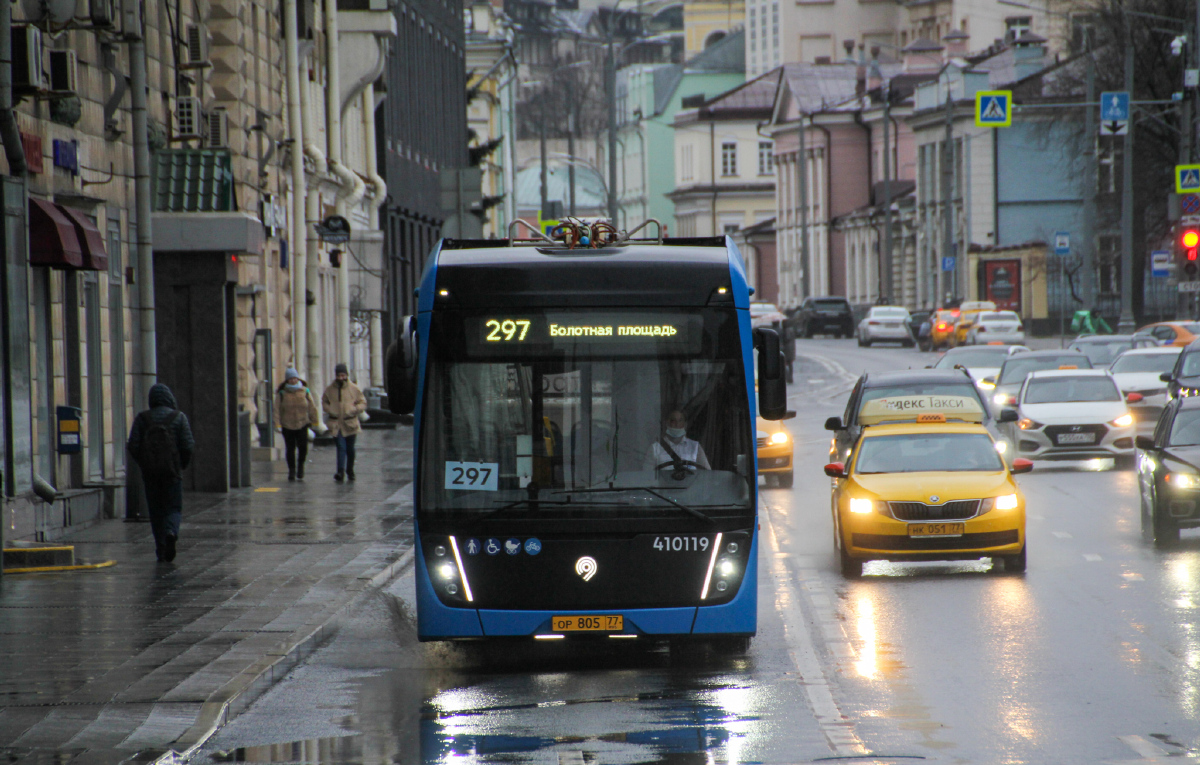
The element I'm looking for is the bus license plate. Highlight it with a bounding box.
[551,615,623,632]
[908,523,965,537]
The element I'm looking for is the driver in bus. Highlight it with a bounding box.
[645,410,711,472]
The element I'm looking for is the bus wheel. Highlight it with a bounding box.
[712,636,751,656]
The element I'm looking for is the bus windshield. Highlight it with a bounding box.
[418,308,754,522]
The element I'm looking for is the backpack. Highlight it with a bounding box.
[138,410,183,479]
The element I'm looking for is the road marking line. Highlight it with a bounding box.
[1118,734,1172,758]
[764,509,867,758]
[1122,572,1144,581]
[1083,554,1103,562]
[1052,531,1073,539]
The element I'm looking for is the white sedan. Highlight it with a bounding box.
[933,345,1029,388]
[857,306,912,347]
[1006,369,1137,464]
[966,311,1026,345]
[1109,346,1181,435]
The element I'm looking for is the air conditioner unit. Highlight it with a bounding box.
[206,108,229,149]
[12,26,43,92]
[49,51,77,93]
[183,24,209,67]
[89,0,118,27]
[175,96,203,139]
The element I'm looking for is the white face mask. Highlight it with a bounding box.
[666,427,686,439]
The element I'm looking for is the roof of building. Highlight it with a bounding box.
[684,28,745,73]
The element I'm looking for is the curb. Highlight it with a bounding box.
[151,546,416,765]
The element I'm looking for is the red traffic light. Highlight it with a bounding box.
[1183,229,1200,249]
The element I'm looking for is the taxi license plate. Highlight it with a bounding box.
[551,615,623,632]
[1056,433,1095,445]
[908,523,965,537]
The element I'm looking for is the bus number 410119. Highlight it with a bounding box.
[653,536,710,552]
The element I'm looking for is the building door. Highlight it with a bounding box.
[254,328,273,447]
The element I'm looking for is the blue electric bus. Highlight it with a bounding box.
[386,221,789,652]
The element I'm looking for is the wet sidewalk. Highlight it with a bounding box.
[0,427,415,764]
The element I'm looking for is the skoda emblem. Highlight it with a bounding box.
[929,495,940,503]
[575,556,598,582]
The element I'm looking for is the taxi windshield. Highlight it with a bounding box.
[1024,376,1121,404]
[1110,353,1179,374]
[934,349,1010,368]
[855,433,1004,474]
[998,355,1092,384]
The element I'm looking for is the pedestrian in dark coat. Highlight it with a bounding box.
[127,383,195,562]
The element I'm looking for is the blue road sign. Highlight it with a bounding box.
[975,91,1012,127]
[1178,165,1200,194]
[941,256,956,272]
[1100,92,1130,122]
[1184,194,1200,215]
[1054,231,1070,256]
[1151,250,1172,278]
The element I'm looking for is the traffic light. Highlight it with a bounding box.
[1182,227,1200,276]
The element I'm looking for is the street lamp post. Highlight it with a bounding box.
[606,23,619,222]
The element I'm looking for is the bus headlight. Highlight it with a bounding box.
[439,563,456,580]
[849,498,874,514]
[718,559,736,577]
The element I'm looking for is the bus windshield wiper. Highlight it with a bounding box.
[551,487,715,523]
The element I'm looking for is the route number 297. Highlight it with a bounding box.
[653,536,710,552]
[486,319,532,342]
[444,461,499,491]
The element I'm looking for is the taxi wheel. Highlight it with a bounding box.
[1002,545,1027,573]
[776,471,793,488]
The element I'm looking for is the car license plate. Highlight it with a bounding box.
[1056,433,1095,444]
[908,523,965,537]
[551,615,623,632]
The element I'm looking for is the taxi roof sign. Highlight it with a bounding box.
[859,395,985,426]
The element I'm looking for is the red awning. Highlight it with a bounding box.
[59,206,109,272]
[29,198,83,269]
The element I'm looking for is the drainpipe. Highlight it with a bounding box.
[324,0,353,374]
[302,78,324,393]
[0,0,26,175]
[284,0,307,379]
[130,17,155,408]
[362,85,385,389]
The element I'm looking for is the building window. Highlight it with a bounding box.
[1006,16,1032,41]
[758,142,773,175]
[681,144,694,181]
[721,142,737,176]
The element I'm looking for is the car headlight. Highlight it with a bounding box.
[994,440,1008,454]
[994,392,1015,406]
[994,493,1019,511]
[769,432,789,445]
[1109,413,1134,428]
[1168,472,1200,490]
[978,379,996,390]
[1018,418,1043,430]
[849,497,874,514]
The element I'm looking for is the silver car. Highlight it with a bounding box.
[966,311,1026,345]
[857,306,913,347]
[1108,346,1181,435]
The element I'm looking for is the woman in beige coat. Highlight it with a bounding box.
[322,363,367,482]
[276,367,320,480]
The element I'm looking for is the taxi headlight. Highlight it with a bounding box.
[1110,413,1134,428]
[994,493,1019,511]
[978,379,996,390]
[849,497,874,514]
[1168,472,1200,490]
[769,432,789,445]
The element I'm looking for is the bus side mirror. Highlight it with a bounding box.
[754,327,787,420]
[386,315,418,415]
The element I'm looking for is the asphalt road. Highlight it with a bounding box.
[190,338,1200,765]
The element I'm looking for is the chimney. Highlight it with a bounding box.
[902,38,944,73]
[1012,31,1047,81]
[942,28,969,57]
[868,48,883,92]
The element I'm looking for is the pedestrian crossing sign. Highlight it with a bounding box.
[1178,164,1200,194]
[975,90,1012,127]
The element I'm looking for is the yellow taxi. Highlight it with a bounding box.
[757,416,793,487]
[930,309,960,350]
[824,395,1031,578]
[954,300,997,345]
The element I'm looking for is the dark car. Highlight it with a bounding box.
[824,368,1017,465]
[792,296,854,338]
[1160,338,1200,399]
[1135,396,1200,546]
[1068,334,1160,366]
[985,350,1093,410]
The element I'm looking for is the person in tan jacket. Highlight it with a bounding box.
[322,363,368,482]
[275,367,320,480]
